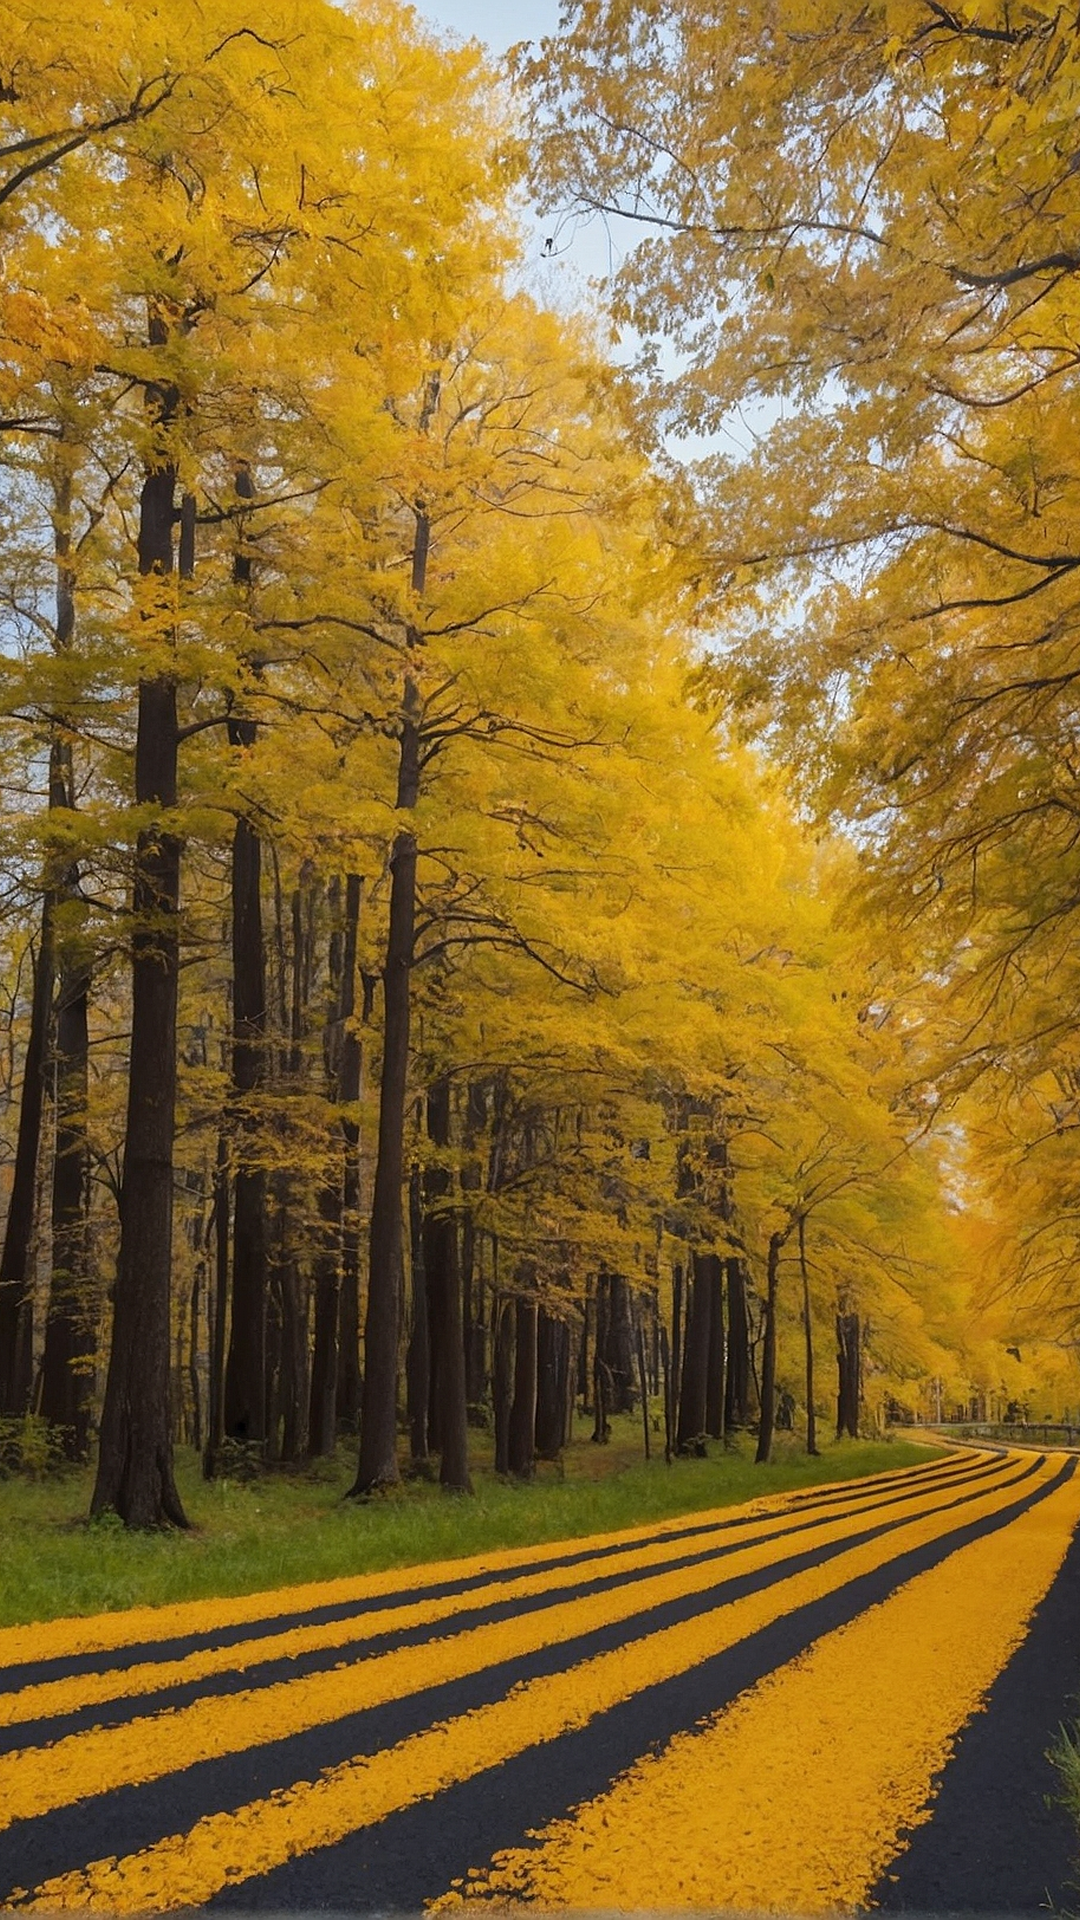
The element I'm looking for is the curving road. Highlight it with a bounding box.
[1,1446,1079,1913]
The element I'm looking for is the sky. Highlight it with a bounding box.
[417,0,560,55]
[411,0,756,462]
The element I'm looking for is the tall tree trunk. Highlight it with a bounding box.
[703,1252,726,1440]
[351,511,428,1495]
[37,475,94,1453]
[591,1270,611,1443]
[800,1215,818,1456]
[38,950,91,1456]
[535,1306,566,1461]
[188,1253,203,1455]
[274,1180,309,1465]
[755,1229,785,1466]
[0,909,54,1414]
[579,1273,592,1415]
[836,1298,860,1439]
[724,1256,752,1429]
[636,1306,652,1460]
[677,1253,713,1455]
[493,1285,513,1475]
[671,1262,684,1433]
[223,469,269,1451]
[92,353,187,1525]
[222,761,268,1448]
[405,1163,430,1469]
[204,1126,229,1476]
[508,1284,538,1479]
[424,1074,471,1492]
[601,1271,635,1414]
[335,873,363,1433]
[308,1177,341,1458]
[460,1078,486,1413]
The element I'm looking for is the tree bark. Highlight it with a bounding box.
[37,475,94,1454]
[405,1162,430,1468]
[424,1074,471,1492]
[636,1308,651,1460]
[493,1285,513,1475]
[591,1270,611,1443]
[724,1255,752,1428]
[0,909,54,1415]
[38,949,92,1456]
[461,1078,486,1413]
[508,1284,538,1479]
[677,1253,713,1455]
[222,747,268,1448]
[703,1252,725,1440]
[308,1176,341,1458]
[351,634,423,1494]
[92,335,187,1526]
[535,1306,567,1461]
[800,1215,819,1456]
[755,1229,785,1466]
[836,1301,861,1439]
[335,872,363,1433]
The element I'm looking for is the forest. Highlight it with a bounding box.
[1,0,1077,1531]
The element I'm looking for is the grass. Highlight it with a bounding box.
[0,1416,945,1629]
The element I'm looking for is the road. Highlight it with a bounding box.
[1,1445,1079,1913]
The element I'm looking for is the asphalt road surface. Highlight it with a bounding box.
[1,1445,1079,1914]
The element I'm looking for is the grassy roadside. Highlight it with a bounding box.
[0,1418,944,1629]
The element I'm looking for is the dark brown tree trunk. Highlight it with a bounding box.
[755,1229,786,1466]
[601,1271,635,1414]
[38,949,92,1456]
[92,349,187,1527]
[591,1270,611,1443]
[671,1262,684,1431]
[0,909,54,1414]
[493,1284,513,1474]
[424,1075,470,1492]
[508,1282,538,1479]
[535,1306,566,1460]
[204,1128,229,1476]
[660,1320,673,1463]
[636,1308,651,1460]
[222,775,268,1448]
[37,480,94,1455]
[579,1274,592,1414]
[351,678,421,1495]
[677,1253,713,1455]
[704,1252,726,1440]
[836,1301,860,1439]
[308,1176,341,1458]
[461,1079,486,1413]
[275,1183,309,1466]
[405,1164,429,1468]
[335,873,364,1433]
[724,1256,752,1429]
[800,1216,819,1456]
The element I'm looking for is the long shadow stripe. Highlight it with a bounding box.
[0,1456,1052,1902]
[206,1459,1076,1914]
[0,1455,1031,1758]
[872,1500,1080,1913]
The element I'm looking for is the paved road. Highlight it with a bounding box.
[1,1446,1079,1913]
